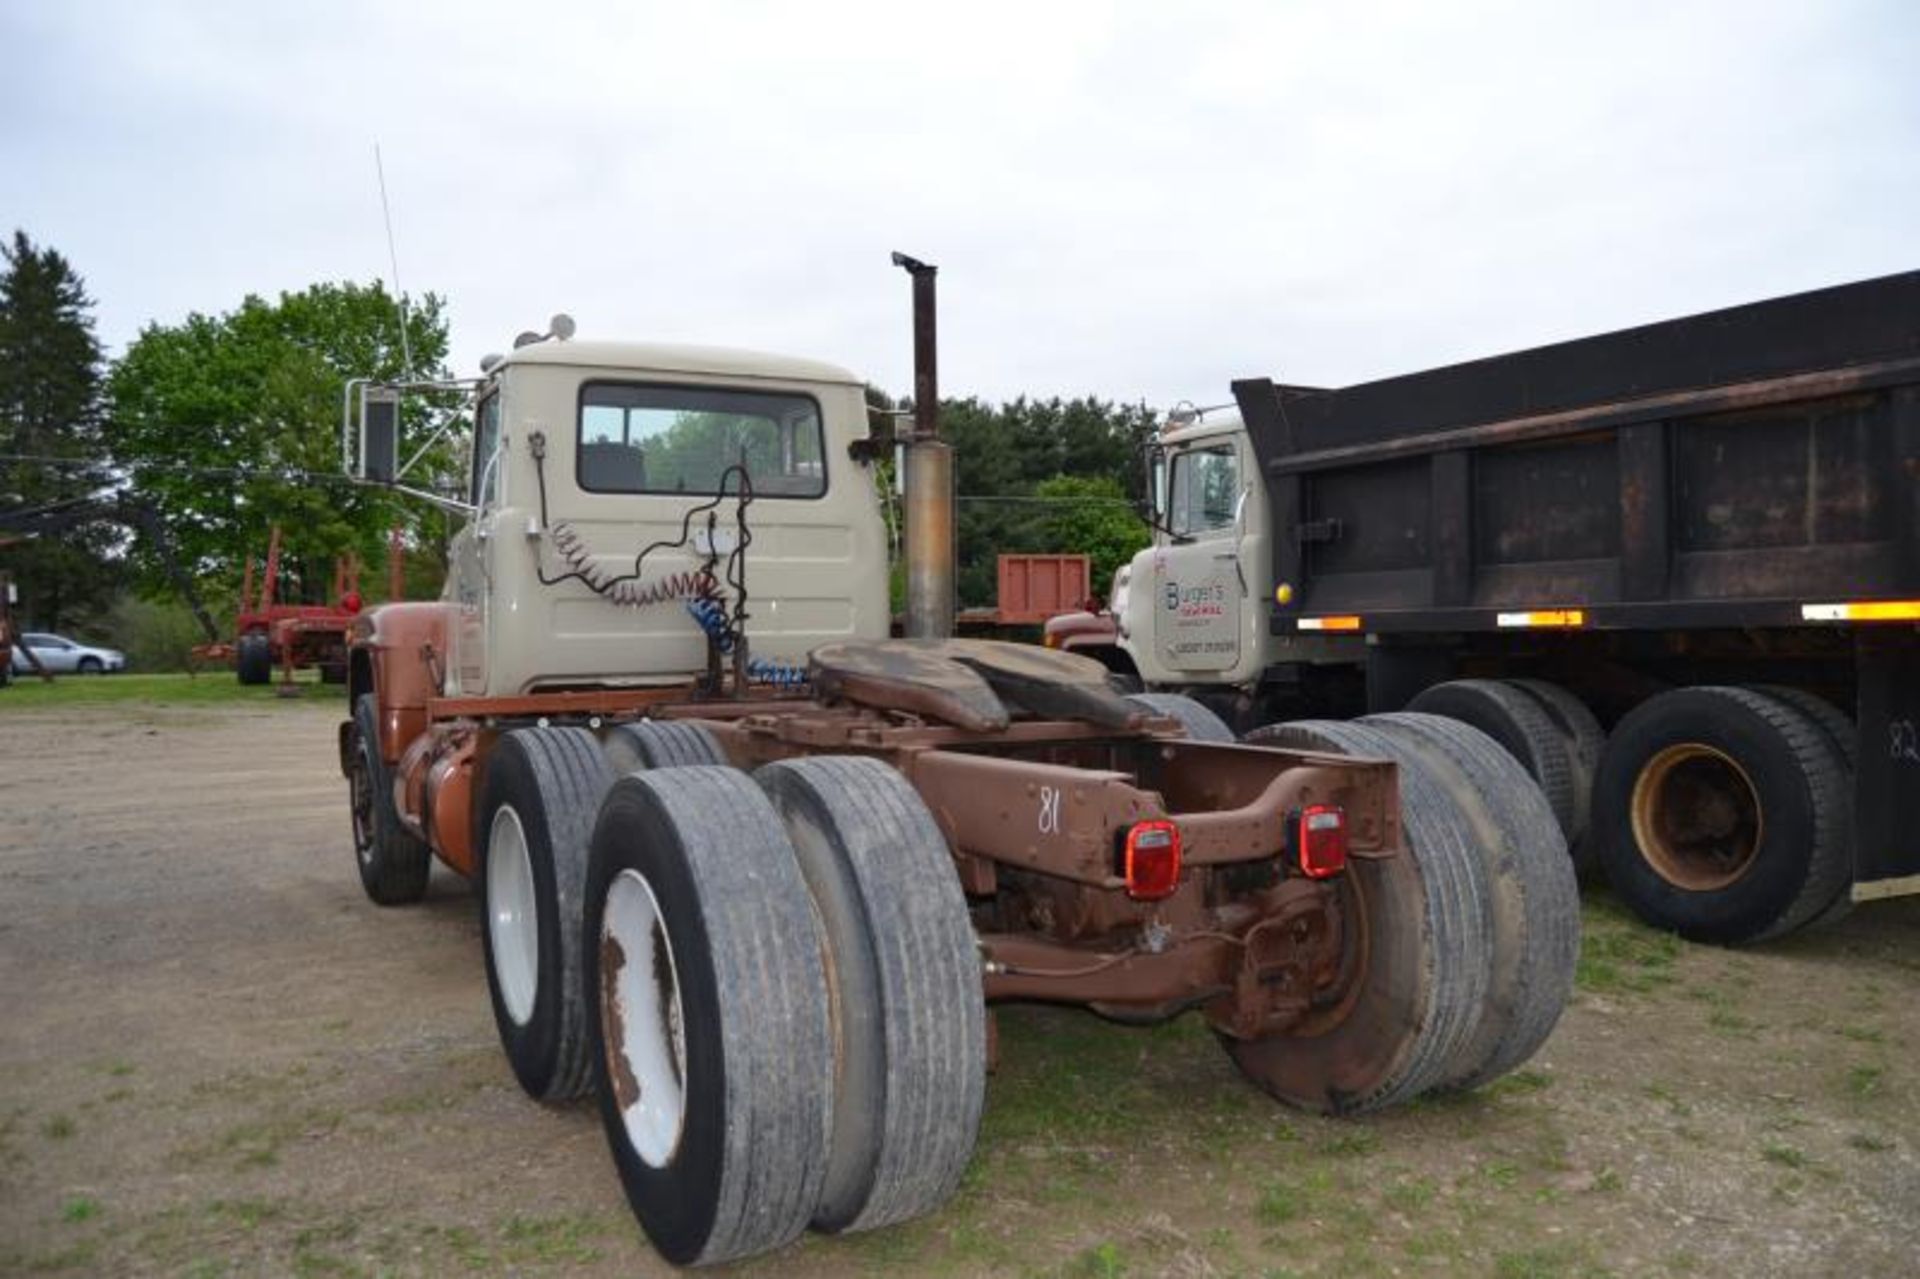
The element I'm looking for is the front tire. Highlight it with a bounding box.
[586,767,833,1267]
[478,727,615,1102]
[346,694,431,905]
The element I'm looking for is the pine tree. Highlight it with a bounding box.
[0,230,118,632]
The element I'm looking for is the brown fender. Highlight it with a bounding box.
[349,601,458,765]
[1043,609,1121,654]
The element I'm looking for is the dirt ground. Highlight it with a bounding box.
[2,700,1916,1278]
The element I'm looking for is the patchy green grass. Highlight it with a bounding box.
[0,669,339,709]
[1761,1143,1808,1169]
[1574,898,1683,994]
[60,1198,98,1224]
[1844,1064,1886,1101]
[498,1213,608,1267]
[40,1114,75,1140]
[1063,1240,1127,1277]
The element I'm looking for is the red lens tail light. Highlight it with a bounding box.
[1297,804,1348,879]
[1124,819,1182,900]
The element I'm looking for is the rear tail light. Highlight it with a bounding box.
[1295,804,1348,879]
[1124,819,1182,900]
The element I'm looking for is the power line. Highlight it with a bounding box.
[0,451,458,494]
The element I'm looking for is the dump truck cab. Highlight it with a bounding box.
[1125,409,1269,686]
[441,338,889,696]
[1046,405,1360,711]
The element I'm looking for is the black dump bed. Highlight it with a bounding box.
[1235,271,1920,632]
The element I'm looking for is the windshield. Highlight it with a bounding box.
[1167,445,1239,537]
[578,382,826,498]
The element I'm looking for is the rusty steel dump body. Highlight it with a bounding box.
[352,629,1399,1041]
[1236,270,1920,635]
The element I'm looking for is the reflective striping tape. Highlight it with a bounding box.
[1496,609,1585,629]
[1802,600,1920,623]
[1852,873,1920,903]
[1296,615,1362,632]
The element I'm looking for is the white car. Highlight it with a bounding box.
[8,632,127,675]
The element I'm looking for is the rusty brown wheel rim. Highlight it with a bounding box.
[1262,871,1372,1041]
[1630,743,1764,891]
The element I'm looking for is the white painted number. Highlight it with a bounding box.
[1891,719,1920,765]
[1038,786,1062,835]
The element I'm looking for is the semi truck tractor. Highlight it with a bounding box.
[335,261,1576,1265]
[1047,270,1920,945]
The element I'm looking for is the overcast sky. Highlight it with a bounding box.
[4,1,1916,407]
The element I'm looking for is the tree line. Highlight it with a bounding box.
[0,229,1154,649]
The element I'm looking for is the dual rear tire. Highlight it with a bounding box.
[1401,677,1857,944]
[1238,714,1579,1110]
[1593,686,1853,945]
[583,759,986,1265]
[474,725,987,1267]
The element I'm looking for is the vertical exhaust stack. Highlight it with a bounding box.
[893,251,955,639]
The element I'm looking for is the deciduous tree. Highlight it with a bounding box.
[108,282,453,604]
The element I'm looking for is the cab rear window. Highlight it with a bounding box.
[578,382,826,498]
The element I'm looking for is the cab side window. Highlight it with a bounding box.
[471,394,502,508]
[1168,446,1239,537]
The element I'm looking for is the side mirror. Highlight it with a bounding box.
[355,385,402,483]
[847,405,902,465]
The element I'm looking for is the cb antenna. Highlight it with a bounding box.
[374,143,414,378]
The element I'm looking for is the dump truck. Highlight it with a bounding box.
[1047,270,1920,946]
[335,260,1576,1266]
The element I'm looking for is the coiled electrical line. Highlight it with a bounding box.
[549,522,715,607]
[746,656,808,690]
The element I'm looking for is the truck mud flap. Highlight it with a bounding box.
[1853,629,1920,899]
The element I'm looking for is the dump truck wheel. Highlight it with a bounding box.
[478,726,616,1102]
[604,720,728,773]
[1362,712,1579,1091]
[1749,685,1857,771]
[586,767,832,1267]
[1406,680,1579,845]
[1231,720,1491,1114]
[1504,678,1606,874]
[1127,692,1234,742]
[346,694,431,906]
[1746,686,1857,930]
[236,632,272,685]
[757,756,986,1235]
[1594,686,1851,944]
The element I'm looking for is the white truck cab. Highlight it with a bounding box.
[1123,409,1271,688]
[438,337,890,696]
[1047,405,1360,728]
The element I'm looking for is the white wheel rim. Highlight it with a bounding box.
[602,869,687,1168]
[487,806,539,1027]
